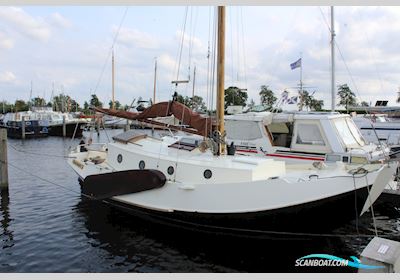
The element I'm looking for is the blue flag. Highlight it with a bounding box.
[287,96,298,104]
[290,58,301,70]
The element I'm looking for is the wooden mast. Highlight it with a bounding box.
[112,49,115,110]
[153,58,157,104]
[217,6,226,155]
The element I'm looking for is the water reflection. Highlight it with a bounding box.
[74,198,361,272]
[1,188,14,249]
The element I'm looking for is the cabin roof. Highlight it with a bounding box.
[225,111,349,124]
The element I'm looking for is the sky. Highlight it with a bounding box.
[0,6,400,110]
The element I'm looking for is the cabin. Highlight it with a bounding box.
[225,111,388,164]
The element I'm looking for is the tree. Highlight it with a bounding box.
[224,86,248,109]
[360,101,369,107]
[187,95,207,112]
[83,101,90,114]
[0,101,13,113]
[109,100,121,110]
[175,94,191,107]
[52,94,80,112]
[15,100,28,112]
[31,97,46,107]
[337,84,357,112]
[89,94,103,108]
[298,90,324,111]
[259,85,276,107]
[310,98,324,111]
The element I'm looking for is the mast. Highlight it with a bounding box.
[29,81,33,111]
[192,65,196,98]
[330,6,336,112]
[299,52,303,111]
[153,58,157,104]
[217,6,226,155]
[112,49,115,110]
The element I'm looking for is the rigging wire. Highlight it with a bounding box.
[355,9,385,97]
[210,8,217,120]
[93,7,129,95]
[175,6,189,84]
[204,6,212,137]
[236,7,241,84]
[228,6,235,87]
[239,7,248,89]
[318,6,389,159]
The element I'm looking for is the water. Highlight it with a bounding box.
[1,129,400,272]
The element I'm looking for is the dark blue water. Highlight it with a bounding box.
[1,129,399,272]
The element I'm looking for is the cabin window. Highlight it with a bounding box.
[267,122,293,148]
[333,118,365,148]
[225,120,262,140]
[296,124,325,145]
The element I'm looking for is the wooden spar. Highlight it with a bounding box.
[21,116,26,140]
[0,128,8,189]
[217,6,226,155]
[112,49,115,110]
[62,115,66,137]
[153,58,157,104]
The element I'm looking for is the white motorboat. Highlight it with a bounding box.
[225,111,391,164]
[353,114,400,156]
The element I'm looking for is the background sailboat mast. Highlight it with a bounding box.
[192,65,196,98]
[330,6,336,112]
[153,58,157,104]
[112,49,115,110]
[217,6,226,155]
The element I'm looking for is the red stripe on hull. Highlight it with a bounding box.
[266,153,325,161]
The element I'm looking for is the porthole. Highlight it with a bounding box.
[203,169,212,179]
[167,166,174,175]
[117,154,123,163]
[139,160,145,170]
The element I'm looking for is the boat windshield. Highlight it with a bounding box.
[333,117,366,148]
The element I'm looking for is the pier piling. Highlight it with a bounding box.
[96,116,100,136]
[21,116,26,139]
[0,128,8,189]
[124,119,130,132]
[62,115,66,137]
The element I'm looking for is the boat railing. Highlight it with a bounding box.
[75,142,108,153]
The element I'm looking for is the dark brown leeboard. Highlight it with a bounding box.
[81,169,166,200]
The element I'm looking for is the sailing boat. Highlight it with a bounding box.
[67,7,396,234]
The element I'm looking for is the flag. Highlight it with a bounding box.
[287,96,298,104]
[290,58,302,70]
[281,91,289,103]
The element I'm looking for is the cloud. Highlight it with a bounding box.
[0,31,14,49]
[114,26,158,49]
[49,12,72,29]
[0,71,16,83]
[0,7,51,42]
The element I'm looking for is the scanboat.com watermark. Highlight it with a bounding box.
[295,254,384,270]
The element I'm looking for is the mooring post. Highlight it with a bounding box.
[21,116,26,139]
[96,116,100,136]
[62,115,66,137]
[0,128,8,189]
[124,119,129,132]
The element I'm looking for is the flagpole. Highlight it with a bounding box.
[299,53,303,111]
